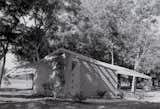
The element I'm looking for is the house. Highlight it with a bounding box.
[4,48,151,98]
[2,64,35,89]
[33,48,152,98]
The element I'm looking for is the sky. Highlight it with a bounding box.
[20,15,35,27]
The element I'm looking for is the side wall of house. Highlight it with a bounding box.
[64,54,81,97]
[79,60,118,98]
[33,51,118,98]
[33,61,53,95]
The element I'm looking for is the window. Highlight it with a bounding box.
[72,61,77,70]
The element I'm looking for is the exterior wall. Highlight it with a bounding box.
[33,49,151,98]
[33,52,118,98]
[63,56,118,98]
[1,78,33,89]
[33,61,53,95]
[64,55,81,97]
[33,53,81,97]
[79,60,118,98]
[80,61,107,97]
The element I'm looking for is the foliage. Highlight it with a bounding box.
[0,0,36,86]
[96,90,106,98]
[13,26,49,62]
[1,0,160,88]
[73,92,87,101]
[8,0,83,63]
[42,53,66,97]
[42,82,55,96]
[80,0,160,73]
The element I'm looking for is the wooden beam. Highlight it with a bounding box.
[117,74,121,89]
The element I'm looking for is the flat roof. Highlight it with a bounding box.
[52,48,151,79]
[6,48,151,79]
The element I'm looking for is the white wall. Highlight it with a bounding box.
[5,53,19,71]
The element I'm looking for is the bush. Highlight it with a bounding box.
[116,90,124,99]
[96,90,106,98]
[42,82,54,96]
[73,92,86,101]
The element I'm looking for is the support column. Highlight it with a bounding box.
[64,53,72,96]
[148,78,152,91]
[131,76,136,93]
[117,74,121,89]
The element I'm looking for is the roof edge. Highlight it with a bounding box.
[51,48,151,79]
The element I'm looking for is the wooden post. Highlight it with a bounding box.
[64,53,72,96]
[131,76,136,93]
[117,74,121,89]
[148,78,152,91]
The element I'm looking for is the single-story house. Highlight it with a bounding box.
[4,48,151,98]
[2,64,35,89]
[33,48,152,98]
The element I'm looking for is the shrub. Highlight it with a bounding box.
[42,82,54,96]
[96,90,106,98]
[73,92,86,101]
[116,90,124,99]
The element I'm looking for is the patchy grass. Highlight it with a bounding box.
[0,100,159,109]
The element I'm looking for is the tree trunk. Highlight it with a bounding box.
[35,44,40,62]
[110,48,114,65]
[134,54,140,71]
[131,76,136,93]
[36,47,40,62]
[134,61,139,71]
[36,49,40,62]
[0,55,6,87]
[132,54,141,93]
[0,42,8,87]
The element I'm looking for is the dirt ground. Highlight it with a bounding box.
[124,90,160,102]
[0,90,160,109]
[0,100,160,109]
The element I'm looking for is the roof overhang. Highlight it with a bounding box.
[51,48,151,79]
[5,48,151,79]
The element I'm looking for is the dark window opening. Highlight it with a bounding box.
[72,61,77,70]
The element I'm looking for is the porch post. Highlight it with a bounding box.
[131,76,136,93]
[148,78,152,91]
[117,74,121,89]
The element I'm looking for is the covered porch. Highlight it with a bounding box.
[116,69,152,93]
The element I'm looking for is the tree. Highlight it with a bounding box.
[119,0,160,71]
[11,0,82,63]
[80,0,160,74]
[0,0,34,86]
[80,0,133,65]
